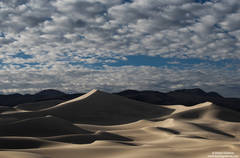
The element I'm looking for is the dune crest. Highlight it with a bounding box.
[40,89,173,125]
[53,89,98,107]
[0,90,239,158]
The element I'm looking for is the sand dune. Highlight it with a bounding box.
[41,89,173,125]
[15,100,64,111]
[45,131,132,144]
[0,90,239,158]
[0,151,49,158]
[0,115,90,137]
[0,137,60,149]
[0,106,16,113]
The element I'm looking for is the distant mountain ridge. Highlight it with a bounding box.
[116,88,239,111]
[0,89,83,107]
[0,88,239,111]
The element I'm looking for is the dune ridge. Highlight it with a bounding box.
[40,89,173,125]
[0,89,239,158]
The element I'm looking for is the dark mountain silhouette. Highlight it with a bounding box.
[34,89,66,99]
[0,89,83,107]
[0,88,239,111]
[116,88,240,111]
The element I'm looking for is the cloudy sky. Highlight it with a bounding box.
[0,0,240,97]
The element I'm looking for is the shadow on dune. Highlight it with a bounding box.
[216,108,240,122]
[1,90,174,125]
[190,123,235,138]
[41,90,174,125]
[15,100,64,111]
[172,106,210,120]
[0,137,55,149]
[0,116,91,137]
[0,106,16,113]
[117,88,240,111]
[181,135,207,139]
[117,142,138,146]
[45,131,133,145]
[156,127,180,135]
[159,103,240,123]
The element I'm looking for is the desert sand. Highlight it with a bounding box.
[0,89,239,158]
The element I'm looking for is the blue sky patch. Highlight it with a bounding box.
[107,55,239,70]
[12,51,33,59]
[0,0,239,97]
[194,0,213,4]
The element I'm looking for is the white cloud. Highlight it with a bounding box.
[0,0,239,62]
[0,63,239,97]
[0,0,240,96]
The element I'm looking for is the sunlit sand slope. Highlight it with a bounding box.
[0,90,239,158]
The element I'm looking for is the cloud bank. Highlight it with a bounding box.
[0,0,239,97]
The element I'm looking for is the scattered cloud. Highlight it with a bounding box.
[0,63,239,97]
[1,0,240,62]
[0,0,239,96]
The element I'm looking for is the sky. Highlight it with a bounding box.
[0,0,240,97]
